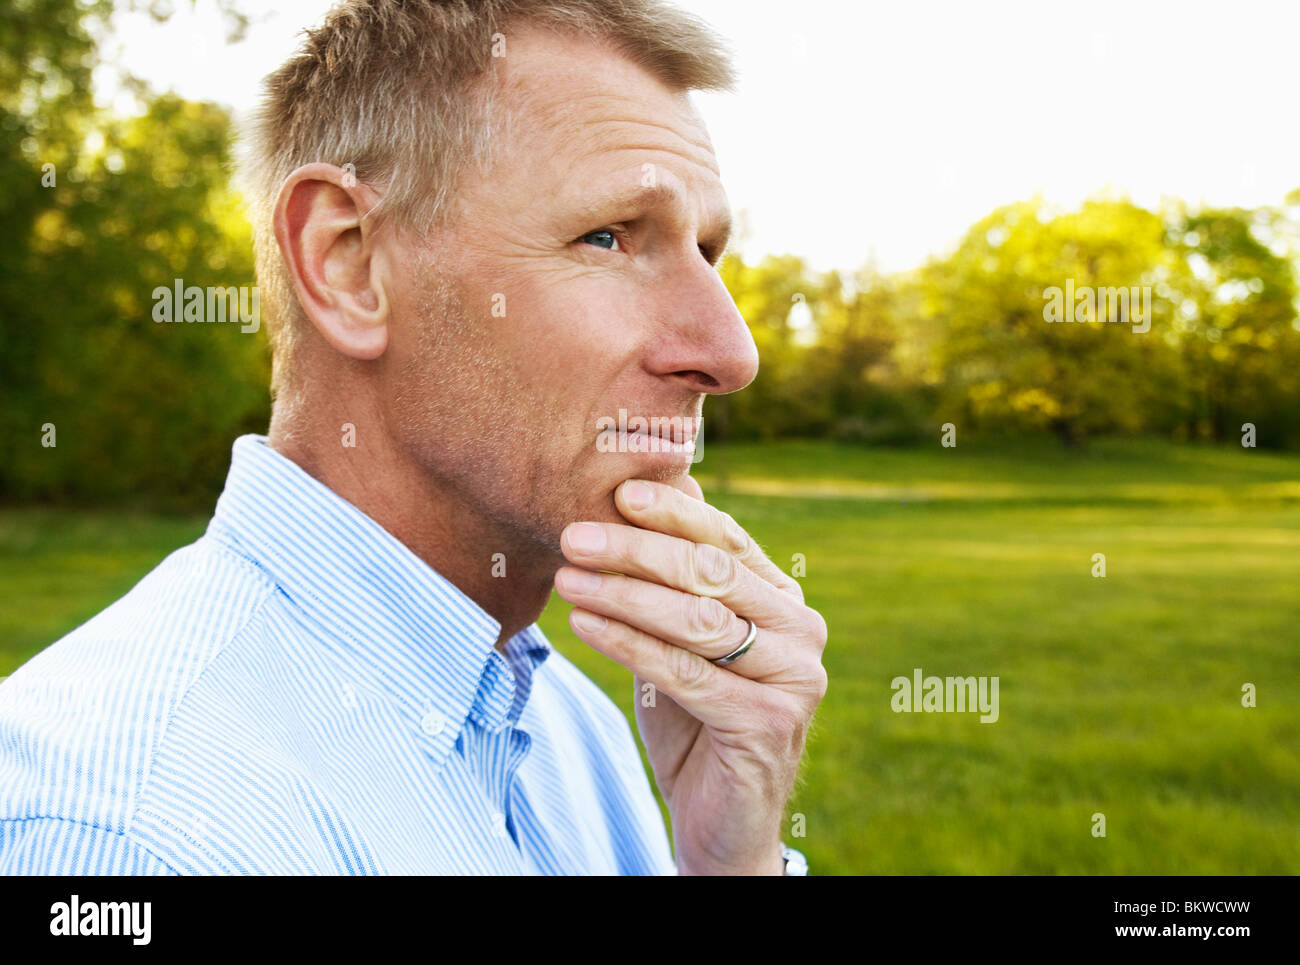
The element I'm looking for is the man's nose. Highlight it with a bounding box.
[642,256,759,395]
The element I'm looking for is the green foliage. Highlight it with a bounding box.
[1171,205,1300,446]
[716,196,1300,450]
[712,255,932,446]
[1,0,269,510]
[921,199,1189,445]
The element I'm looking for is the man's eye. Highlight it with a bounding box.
[580,229,621,251]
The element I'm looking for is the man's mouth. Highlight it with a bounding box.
[594,410,701,455]
[621,426,695,454]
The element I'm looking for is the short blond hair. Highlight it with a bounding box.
[238,0,736,396]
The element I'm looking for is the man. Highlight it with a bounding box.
[0,0,827,875]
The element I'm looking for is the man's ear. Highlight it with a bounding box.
[273,162,391,360]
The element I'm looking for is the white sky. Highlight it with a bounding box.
[97,0,1300,275]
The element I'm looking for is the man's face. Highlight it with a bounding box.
[381,25,758,557]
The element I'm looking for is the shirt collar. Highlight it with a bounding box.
[205,434,552,759]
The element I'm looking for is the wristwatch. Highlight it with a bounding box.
[781,842,808,876]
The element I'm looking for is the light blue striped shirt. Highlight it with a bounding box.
[0,435,676,875]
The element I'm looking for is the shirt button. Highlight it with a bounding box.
[421,711,446,736]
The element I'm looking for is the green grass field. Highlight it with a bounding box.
[3,437,1298,874]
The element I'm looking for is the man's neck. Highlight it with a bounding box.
[268,414,556,654]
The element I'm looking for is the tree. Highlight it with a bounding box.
[922,199,1191,445]
[1,1,267,508]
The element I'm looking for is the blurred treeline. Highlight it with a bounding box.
[3,1,1299,511]
[720,194,1300,450]
[2,0,266,511]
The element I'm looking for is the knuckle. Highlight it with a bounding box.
[668,643,713,692]
[808,608,828,649]
[718,511,749,556]
[692,542,735,592]
[686,593,732,642]
[810,663,829,701]
[781,661,827,711]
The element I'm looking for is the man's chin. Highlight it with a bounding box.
[606,464,695,507]
[594,486,637,525]
[564,473,663,533]
[541,464,699,553]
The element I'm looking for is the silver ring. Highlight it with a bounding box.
[711,618,758,666]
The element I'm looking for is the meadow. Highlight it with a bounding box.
[3,437,1297,874]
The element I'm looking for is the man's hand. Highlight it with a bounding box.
[553,476,828,875]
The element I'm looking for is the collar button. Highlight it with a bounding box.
[421,710,446,736]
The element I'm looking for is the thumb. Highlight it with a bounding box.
[663,471,704,502]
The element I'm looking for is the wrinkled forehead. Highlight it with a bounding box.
[489,24,722,179]
[459,25,729,243]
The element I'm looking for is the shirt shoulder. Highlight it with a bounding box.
[0,534,278,863]
[0,816,180,876]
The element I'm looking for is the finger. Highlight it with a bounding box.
[613,479,804,601]
[560,520,801,627]
[567,606,775,731]
[662,472,704,502]
[555,565,794,681]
